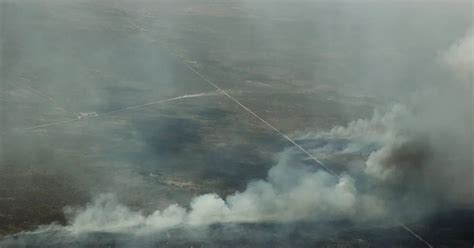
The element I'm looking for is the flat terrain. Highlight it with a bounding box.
[0,0,472,247]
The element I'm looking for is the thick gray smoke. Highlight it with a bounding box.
[319,28,474,207]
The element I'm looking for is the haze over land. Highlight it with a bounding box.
[0,0,472,247]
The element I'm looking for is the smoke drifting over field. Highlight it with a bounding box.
[45,21,473,235]
[1,0,472,246]
[56,154,379,234]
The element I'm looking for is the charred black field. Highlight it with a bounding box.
[0,0,473,247]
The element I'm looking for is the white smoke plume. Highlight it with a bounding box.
[56,151,385,234]
[443,28,474,80]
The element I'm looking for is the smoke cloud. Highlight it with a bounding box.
[19,23,473,241]
[318,27,474,207]
[444,28,474,79]
[1,1,472,246]
[50,150,385,234]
